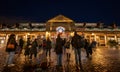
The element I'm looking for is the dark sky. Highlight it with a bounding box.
[0,0,120,25]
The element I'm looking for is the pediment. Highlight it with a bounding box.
[47,15,73,22]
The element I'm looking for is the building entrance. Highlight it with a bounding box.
[46,15,75,39]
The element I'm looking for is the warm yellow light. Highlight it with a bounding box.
[23,36,25,38]
[92,33,94,35]
[96,36,99,39]
[46,32,50,38]
[1,40,4,44]
[70,32,74,37]
[27,33,30,35]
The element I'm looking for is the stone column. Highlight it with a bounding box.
[114,35,117,41]
[50,22,52,31]
[5,34,9,44]
[25,34,28,41]
[94,34,96,41]
[104,35,107,47]
[16,34,18,41]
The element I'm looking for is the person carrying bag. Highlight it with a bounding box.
[5,34,18,67]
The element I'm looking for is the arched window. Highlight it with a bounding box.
[56,26,65,33]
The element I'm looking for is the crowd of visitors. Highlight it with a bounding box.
[4,31,97,69]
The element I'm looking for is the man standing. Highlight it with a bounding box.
[71,31,83,70]
[55,34,64,67]
[46,37,52,60]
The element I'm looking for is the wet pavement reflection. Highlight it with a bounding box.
[1,47,120,72]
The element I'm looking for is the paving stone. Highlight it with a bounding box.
[1,47,120,72]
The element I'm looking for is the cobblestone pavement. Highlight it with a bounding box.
[1,47,120,72]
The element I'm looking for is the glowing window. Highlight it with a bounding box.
[56,26,65,33]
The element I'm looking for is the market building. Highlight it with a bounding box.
[0,15,120,47]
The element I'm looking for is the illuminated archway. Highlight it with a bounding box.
[56,26,65,33]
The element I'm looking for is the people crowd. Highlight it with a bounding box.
[5,32,97,69]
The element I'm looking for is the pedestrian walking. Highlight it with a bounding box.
[18,37,24,56]
[88,40,96,56]
[91,39,97,51]
[24,38,31,59]
[55,34,64,67]
[42,38,47,51]
[84,39,90,58]
[71,31,84,70]
[29,39,38,61]
[45,37,52,60]
[5,34,18,67]
[36,36,42,52]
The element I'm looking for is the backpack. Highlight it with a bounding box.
[78,36,85,48]
[64,41,70,49]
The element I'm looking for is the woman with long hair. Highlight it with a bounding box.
[5,34,18,67]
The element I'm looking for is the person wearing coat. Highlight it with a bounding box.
[30,39,38,60]
[45,37,52,58]
[5,34,18,67]
[55,34,64,66]
[84,39,90,58]
[71,31,83,69]
[24,38,31,59]
[18,37,24,56]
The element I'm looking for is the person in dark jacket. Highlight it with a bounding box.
[91,39,97,48]
[71,31,83,68]
[84,39,90,58]
[18,37,24,56]
[5,34,18,67]
[55,34,64,66]
[46,37,52,59]
[24,38,31,59]
[88,40,96,56]
[30,39,38,60]
[42,38,47,50]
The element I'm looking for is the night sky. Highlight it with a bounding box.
[0,0,120,25]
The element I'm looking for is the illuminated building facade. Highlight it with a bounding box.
[0,15,120,47]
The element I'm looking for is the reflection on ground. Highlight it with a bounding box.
[1,47,120,72]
